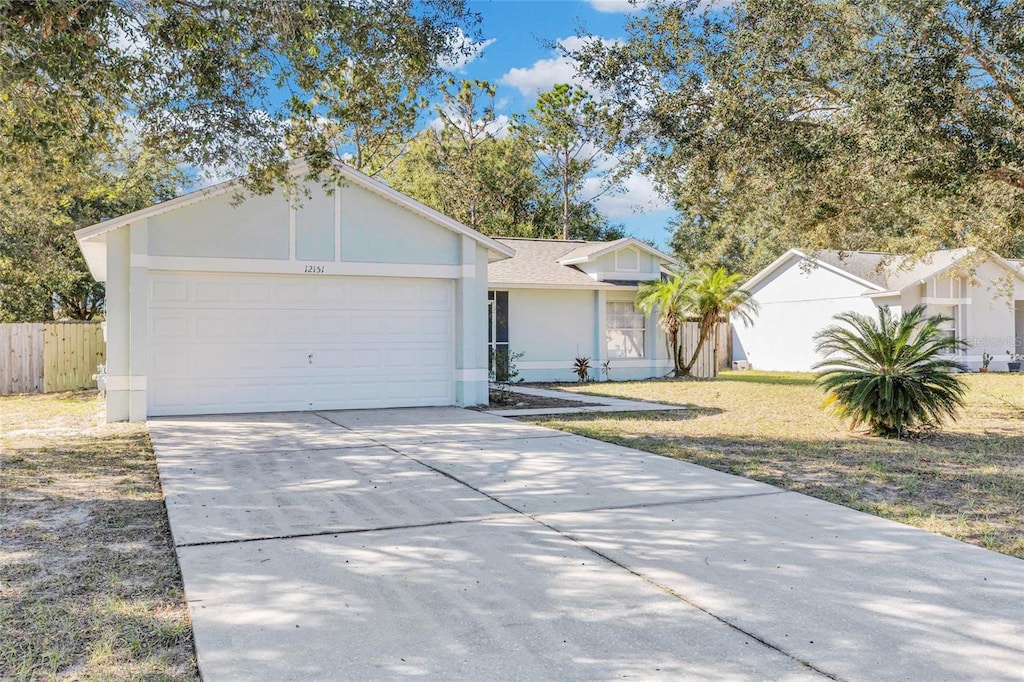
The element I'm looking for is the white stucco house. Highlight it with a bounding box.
[76,163,514,421]
[733,248,1024,372]
[487,238,677,383]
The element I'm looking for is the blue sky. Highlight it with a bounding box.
[436,0,676,247]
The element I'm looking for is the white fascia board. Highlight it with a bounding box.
[743,248,886,294]
[910,248,1024,287]
[74,176,242,242]
[740,249,804,292]
[557,238,677,266]
[487,282,638,291]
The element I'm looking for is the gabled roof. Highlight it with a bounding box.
[745,247,1024,297]
[743,249,887,293]
[75,161,515,269]
[556,237,675,265]
[489,238,672,289]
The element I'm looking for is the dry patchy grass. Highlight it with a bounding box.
[0,391,197,681]
[529,371,1024,558]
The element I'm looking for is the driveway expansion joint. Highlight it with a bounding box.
[174,514,515,549]
[324,413,841,681]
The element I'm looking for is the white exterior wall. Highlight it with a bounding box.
[940,260,1024,371]
[736,254,1024,373]
[733,258,879,372]
[97,177,490,421]
[504,288,672,383]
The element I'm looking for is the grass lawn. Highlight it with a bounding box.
[0,391,198,680]
[528,371,1024,558]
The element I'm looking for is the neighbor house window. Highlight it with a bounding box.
[931,304,958,352]
[606,302,645,358]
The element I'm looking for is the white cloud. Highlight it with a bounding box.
[439,28,496,72]
[585,170,669,219]
[499,36,620,98]
[587,0,649,13]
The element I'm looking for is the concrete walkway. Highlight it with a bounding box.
[485,384,683,416]
[149,408,1024,681]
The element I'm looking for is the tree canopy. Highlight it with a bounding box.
[575,0,1024,275]
[2,0,478,189]
[385,80,625,240]
[514,84,613,239]
[0,0,478,321]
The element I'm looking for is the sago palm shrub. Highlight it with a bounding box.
[813,305,968,437]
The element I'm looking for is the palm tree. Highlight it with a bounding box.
[813,305,968,437]
[636,271,687,376]
[637,266,757,378]
[677,266,758,377]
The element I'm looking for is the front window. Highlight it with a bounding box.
[931,304,958,352]
[606,301,645,358]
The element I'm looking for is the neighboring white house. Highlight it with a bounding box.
[76,163,514,422]
[734,248,1024,372]
[487,238,677,382]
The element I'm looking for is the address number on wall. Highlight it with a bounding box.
[303,265,325,274]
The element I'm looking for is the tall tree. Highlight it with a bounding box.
[1,1,478,189]
[574,0,1024,275]
[514,84,612,239]
[384,83,626,239]
[386,123,543,236]
[386,80,528,233]
[0,144,183,321]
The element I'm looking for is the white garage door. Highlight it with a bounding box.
[148,272,454,416]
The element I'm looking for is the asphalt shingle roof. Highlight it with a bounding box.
[488,238,637,288]
[814,248,974,291]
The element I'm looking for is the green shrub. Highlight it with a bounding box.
[813,305,968,437]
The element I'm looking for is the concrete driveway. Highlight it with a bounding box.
[149,408,1024,681]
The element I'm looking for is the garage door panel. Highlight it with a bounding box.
[385,348,415,368]
[151,279,189,304]
[151,314,188,339]
[148,272,454,416]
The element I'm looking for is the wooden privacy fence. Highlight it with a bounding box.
[678,321,731,378]
[1,322,105,395]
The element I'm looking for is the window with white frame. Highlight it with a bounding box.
[606,302,645,358]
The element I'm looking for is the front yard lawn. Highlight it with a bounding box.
[0,391,197,680]
[528,371,1024,558]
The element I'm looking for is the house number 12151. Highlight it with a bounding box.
[303,265,325,274]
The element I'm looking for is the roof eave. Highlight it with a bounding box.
[556,237,677,266]
[743,248,887,293]
[488,281,638,290]
[75,160,516,261]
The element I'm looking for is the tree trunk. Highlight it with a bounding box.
[562,170,570,240]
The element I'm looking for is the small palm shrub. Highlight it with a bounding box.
[813,305,968,437]
[573,356,592,382]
